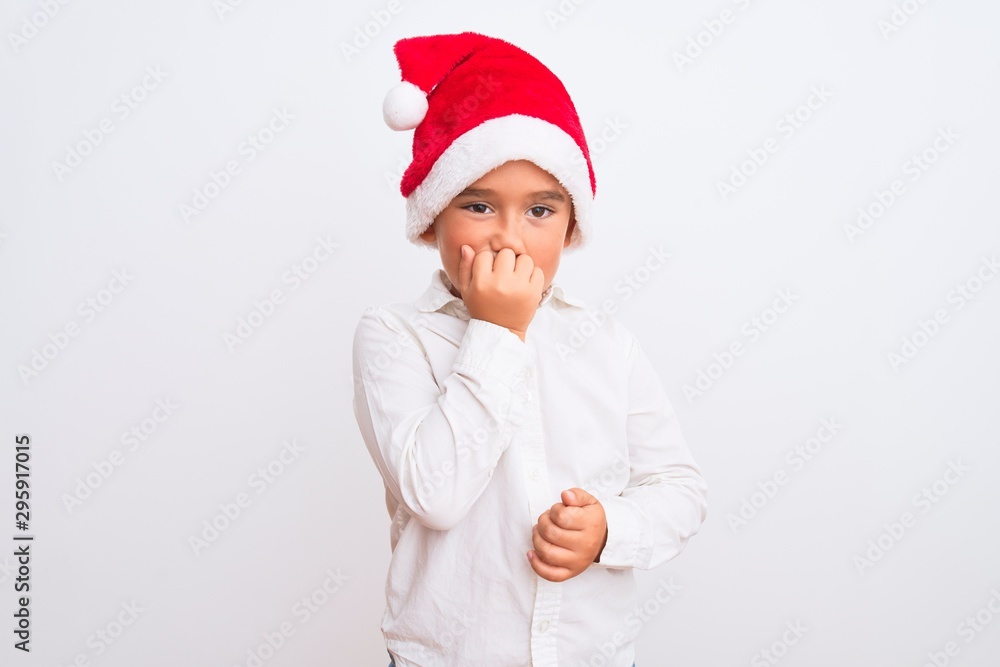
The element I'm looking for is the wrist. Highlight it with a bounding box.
[508,327,527,342]
[594,525,608,563]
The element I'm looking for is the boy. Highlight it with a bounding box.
[352,31,708,667]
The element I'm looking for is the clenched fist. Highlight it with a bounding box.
[457,245,545,342]
[527,487,608,582]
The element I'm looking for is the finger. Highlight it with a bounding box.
[457,245,472,294]
[537,510,577,548]
[493,247,516,274]
[514,251,534,277]
[529,528,576,581]
[545,503,582,531]
[472,247,493,284]
[532,529,576,573]
[527,549,572,582]
[529,266,544,291]
[550,505,581,531]
[456,245,475,294]
[532,524,576,566]
[562,487,597,507]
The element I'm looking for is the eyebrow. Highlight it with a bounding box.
[455,188,567,203]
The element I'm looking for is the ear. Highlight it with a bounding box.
[563,207,577,248]
[419,222,436,243]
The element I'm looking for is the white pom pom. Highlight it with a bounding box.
[383,81,428,131]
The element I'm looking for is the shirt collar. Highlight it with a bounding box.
[414,269,586,317]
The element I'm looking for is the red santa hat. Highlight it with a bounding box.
[382,31,596,252]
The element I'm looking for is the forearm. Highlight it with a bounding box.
[594,466,708,569]
[590,324,709,570]
[395,361,527,528]
[354,312,532,530]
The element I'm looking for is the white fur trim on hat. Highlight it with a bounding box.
[405,114,593,253]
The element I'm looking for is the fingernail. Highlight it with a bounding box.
[566,490,576,502]
[527,551,534,560]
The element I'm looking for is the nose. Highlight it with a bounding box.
[488,208,526,255]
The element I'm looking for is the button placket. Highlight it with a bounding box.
[522,347,560,666]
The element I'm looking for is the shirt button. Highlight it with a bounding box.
[539,620,550,633]
[529,468,539,480]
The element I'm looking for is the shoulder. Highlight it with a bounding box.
[606,312,641,371]
[353,300,424,335]
[351,302,435,380]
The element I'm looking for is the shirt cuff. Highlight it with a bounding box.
[453,318,533,399]
[592,495,641,570]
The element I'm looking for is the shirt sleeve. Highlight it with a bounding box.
[352,307,533,531]
[592,329,709,570]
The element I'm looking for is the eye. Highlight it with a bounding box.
[528,206,554,219]
[463,203,492,214]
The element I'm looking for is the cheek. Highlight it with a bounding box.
[439,216,477,242]
[534,244,563,276]
[438,229,486,272]
[444,229,490,257]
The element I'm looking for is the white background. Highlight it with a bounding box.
[2,1,999,665]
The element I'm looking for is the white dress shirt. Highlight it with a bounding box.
[352,268,708,667]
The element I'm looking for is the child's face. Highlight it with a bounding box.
[419,159,577,298]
